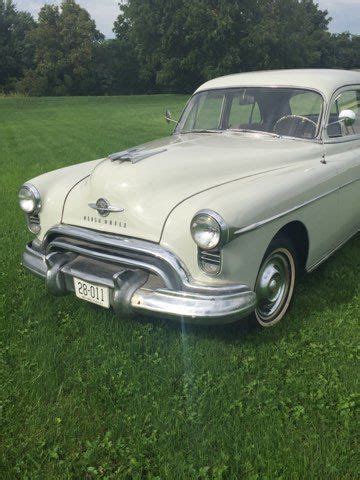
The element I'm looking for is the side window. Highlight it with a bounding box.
[328,89,360,138]
[228,93,261,129]
[289,91,322,123]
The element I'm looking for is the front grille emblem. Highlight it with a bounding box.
[89,198,125,217]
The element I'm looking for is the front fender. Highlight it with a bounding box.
[160,158,340,288]
[23,159,104,241]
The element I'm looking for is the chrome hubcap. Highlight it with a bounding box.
[255,251,292,322]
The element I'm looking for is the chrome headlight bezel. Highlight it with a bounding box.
[18,183,42,214]
[190,210,229,251]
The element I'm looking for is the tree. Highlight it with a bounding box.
[327,33,360,70]
[0,0,35,92]
[96,15,143,95]
[114,0,333,94]
[18,0,104,96]
[3,0,359,97]
[244,0,332,70]
[94,39,143,95]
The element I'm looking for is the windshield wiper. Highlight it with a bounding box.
[180,129,223,134]
[227,128,280,138]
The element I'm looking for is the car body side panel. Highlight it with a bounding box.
[325,139,360,236]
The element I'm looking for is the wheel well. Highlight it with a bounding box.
[274,221,309,271]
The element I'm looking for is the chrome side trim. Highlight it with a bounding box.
[234,177,360,236]
[307,229,359,273]
[324,135,360,144]
[88,203,125,213]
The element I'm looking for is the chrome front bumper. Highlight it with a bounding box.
[22,226,256,325]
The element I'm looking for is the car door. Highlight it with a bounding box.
[324,86,360,240]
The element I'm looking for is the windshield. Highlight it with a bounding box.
[176,87,323,139]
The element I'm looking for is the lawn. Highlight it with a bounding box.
[0,95,359,479]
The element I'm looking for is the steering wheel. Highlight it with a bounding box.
[273,115,317,138]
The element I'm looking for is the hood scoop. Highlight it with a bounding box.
[109,147,167,164]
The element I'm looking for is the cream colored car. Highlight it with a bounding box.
[20,69,360,326]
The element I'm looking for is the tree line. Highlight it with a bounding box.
[1,0,359,96]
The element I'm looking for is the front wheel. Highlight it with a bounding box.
[254,237,297,327]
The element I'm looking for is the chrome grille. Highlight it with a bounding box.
[43,226,188,290]
[198,249,222,275]
[26,213,41,233]
[28,214,40,226]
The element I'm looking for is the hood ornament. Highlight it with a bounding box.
[109,147,167,164]
[89,198,125,217]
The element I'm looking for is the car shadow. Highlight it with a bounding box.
[145,233,359,344]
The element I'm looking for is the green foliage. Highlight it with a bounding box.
[244,0,331,70]
[325,33,360,70]
[0,0,35,93]
[17,0,104,96]
[94,38,143,96]
[113,0,335,93]
[1,0,360,95]
[0,95,359,478]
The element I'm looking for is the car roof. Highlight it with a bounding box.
[195,69,360,100]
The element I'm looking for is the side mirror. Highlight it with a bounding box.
[165,109,178,125]
[339,109,356,127]
[165,109,172,124]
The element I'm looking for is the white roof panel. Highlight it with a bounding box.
[196,69,360,100]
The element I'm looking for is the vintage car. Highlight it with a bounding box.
[20,69,360,327]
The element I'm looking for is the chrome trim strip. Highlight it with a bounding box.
[43,224,190,289]
[307,229,359,273]
[234,177,360,236]
[48,239,175,289]
[88,203,125,213]
[323,135,360,144]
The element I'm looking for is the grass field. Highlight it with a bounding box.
[0,95,359,479]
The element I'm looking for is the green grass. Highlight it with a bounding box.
[0,95,359,480]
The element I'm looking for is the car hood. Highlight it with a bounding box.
[62,132,319,242]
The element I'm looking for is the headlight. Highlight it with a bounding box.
[190,210,228,250]
[18,184,41,214]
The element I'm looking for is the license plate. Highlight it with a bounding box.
[74,278,110,308]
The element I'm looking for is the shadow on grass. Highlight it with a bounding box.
[30,233,359,347]
[138,233,359,343]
